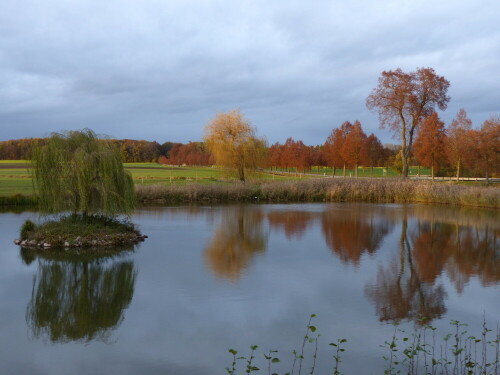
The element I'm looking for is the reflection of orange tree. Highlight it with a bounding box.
[26,254,136,343]
[321,208,393,265]
[267,211,315,239]
[449,226,499,290]
[412,222,499,293]
[365,217,447,324]
[204,206,268,282]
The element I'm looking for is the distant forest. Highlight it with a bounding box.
[0,110,498,178]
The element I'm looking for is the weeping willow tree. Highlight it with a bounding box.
[204,109,267,183]
[32,129,135,216]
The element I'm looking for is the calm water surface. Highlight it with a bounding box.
[0,203,498,374]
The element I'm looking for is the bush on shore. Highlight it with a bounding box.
[136,178,499,208]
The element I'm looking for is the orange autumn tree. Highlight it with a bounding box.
[323,121,353,177]
[363,133,386,177]
[204,109,266,182]
[366,67,450,177]
[413,113,447,181]
[266,142,282,171]
[466,116,500,182]
[446,108,472,181]
[340,120,367,177]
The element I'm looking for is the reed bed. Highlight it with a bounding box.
[136,178,499,208]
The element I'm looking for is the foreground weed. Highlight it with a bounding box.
[227,315,499,375]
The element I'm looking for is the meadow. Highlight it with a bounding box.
[0,161,301,197]
[1,161,497,208]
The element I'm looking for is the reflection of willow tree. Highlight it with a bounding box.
[267,211,315,239]
[26,254,136,343]
[321,207,393,265]
[204,206,268,282]
[366,213,447,324]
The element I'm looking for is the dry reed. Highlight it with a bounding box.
[135,178,499,208]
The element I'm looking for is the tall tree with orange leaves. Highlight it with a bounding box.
[363,133,385,177]
[340,120,367,177]
[323,121,353,177]
[466,116,500,182]
[446,108,472,181]
[366,67,450,177]
[413,113,447,181]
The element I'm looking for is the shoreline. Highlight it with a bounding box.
[1,178,498,209]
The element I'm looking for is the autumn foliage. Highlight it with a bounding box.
[366,67,450,177]
[413,113,447,180]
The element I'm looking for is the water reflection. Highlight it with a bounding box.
[23,250,136,343]
[204,206,268,281]
[366,216,447,324]
[366,207,499,324]
[321,206,394,265]
[267,210,315,239]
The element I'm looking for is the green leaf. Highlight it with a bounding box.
[272,358,280,363]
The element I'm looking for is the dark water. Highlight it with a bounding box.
[0,203,498,375]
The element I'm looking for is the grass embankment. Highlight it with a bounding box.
[136,178,499,208]
[17,215,146,249]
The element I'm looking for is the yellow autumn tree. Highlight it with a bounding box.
[203,109,266,182]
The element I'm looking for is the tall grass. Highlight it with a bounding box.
[136,179,499,208]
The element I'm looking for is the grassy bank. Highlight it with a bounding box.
[136,178,499,208]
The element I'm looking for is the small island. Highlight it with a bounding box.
[15,215,147,249]
[15,129,146,250]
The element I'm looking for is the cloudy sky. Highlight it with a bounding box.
[1,0,499,145]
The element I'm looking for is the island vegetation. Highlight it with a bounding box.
[16,129,145,250]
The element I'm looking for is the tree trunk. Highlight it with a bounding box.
[418,165,420,177]
[370,166,373,178]
[355,163,358,177]
[431,165,434,182]
[332,166,336,178]
[238,166,245,183]
[343,164,346,177]
[401,149,409,177]
[456,159,460,182]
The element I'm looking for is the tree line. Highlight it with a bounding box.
[1,68,498,179]
[1,111,497,179]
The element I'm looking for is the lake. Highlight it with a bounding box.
[0,203,498,374]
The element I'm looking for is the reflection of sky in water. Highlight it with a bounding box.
[0,204,498,375]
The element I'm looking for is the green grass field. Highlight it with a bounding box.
[270,165,430,177]
[0,161,301,196]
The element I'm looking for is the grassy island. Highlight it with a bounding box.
[16,215,146,249]
[12,129,143,251]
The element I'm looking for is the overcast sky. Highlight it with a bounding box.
[1,0,499,145]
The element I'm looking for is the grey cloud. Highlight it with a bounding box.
[0,0,499,144]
